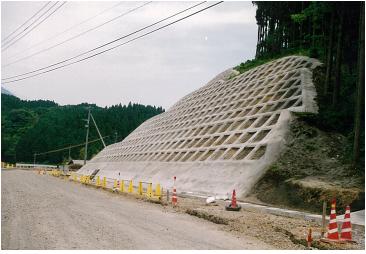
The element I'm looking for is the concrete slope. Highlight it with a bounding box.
[78,55,321,197]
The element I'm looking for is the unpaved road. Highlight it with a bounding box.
[1,170,271,250]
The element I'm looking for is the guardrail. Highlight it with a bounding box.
[62,172,162,201]
[17,163,58,169]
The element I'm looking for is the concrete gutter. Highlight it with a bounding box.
[237,201,364,230]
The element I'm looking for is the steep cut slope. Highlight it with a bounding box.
[78,56,321,197]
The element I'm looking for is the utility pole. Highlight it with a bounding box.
[68,146,71,161]
[33,153,36,168]
[114,131,118,143]
[84,107,91,165]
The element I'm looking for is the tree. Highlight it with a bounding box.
[353,2,365,166]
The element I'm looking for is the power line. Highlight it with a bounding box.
[3,2,124,65]
[2,1,206,81]
[2,2,66,52]
[2,1,219,84]
[1,1,51,43]
[2,2,150,68]
[2,1,59,48]
[35,135,110,156]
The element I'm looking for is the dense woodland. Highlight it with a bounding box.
[237,1,364,169]
[1,94,164,164]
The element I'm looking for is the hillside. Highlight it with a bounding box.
[1,87,15,96]
[234,1,365,212]
[1,94,164,164]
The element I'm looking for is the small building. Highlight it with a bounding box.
[67,159,88,171]
[68,160,88,166]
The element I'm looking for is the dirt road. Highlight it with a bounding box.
[1,169,271,250]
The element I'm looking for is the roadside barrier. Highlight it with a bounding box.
[48,171,164,202]
[340,205,353,242]
[146,183,153,198]
[2,162,15,169]
[128,180,134,193]
[172,176,177,206]
[102,177,107,188]
[320,199,358,244]
[138,182,143,195]
[326,199,339,241]
[306,228,313,248]
[155,184,161,199]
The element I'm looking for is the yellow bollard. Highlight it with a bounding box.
[102,177,107,188]
[138,182,143,195]
[146,183,153,198]
[120,180,124,192]
[128,180,133,193]
[96,176,100,187]
[155,183,161,199]
[114,179,118,189]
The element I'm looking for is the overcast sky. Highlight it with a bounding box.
[1,1,257,110]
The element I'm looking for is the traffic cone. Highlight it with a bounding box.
[306,228,313,248]
[172,176,177,206]
[326,199,339,241]
[231,189,237,208]
[340,205,353,242]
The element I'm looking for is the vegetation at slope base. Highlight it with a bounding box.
[1,94,164,164]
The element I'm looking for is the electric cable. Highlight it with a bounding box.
[2,1,221,84]
[2,2,66,52]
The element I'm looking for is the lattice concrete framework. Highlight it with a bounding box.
[78,56,321,197]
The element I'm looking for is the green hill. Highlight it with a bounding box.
[1,94,164,164]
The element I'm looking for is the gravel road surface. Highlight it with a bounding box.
[1,170,271,250]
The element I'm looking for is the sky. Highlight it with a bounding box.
[1,1,258,110]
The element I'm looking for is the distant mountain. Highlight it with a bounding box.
[1,87,16,97]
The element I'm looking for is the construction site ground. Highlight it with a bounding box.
[1,169,364,250]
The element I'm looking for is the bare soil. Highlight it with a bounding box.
[249,118,365,214]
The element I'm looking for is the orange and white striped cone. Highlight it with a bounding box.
[326,199,339,241]
[172,176,177,206]
[340,205,353,242]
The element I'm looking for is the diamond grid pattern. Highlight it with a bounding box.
[91,56,319,164]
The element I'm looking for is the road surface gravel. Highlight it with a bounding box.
[1,169,271,250]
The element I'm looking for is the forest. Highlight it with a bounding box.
[237,1,364,169]
[1,94,164,164]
